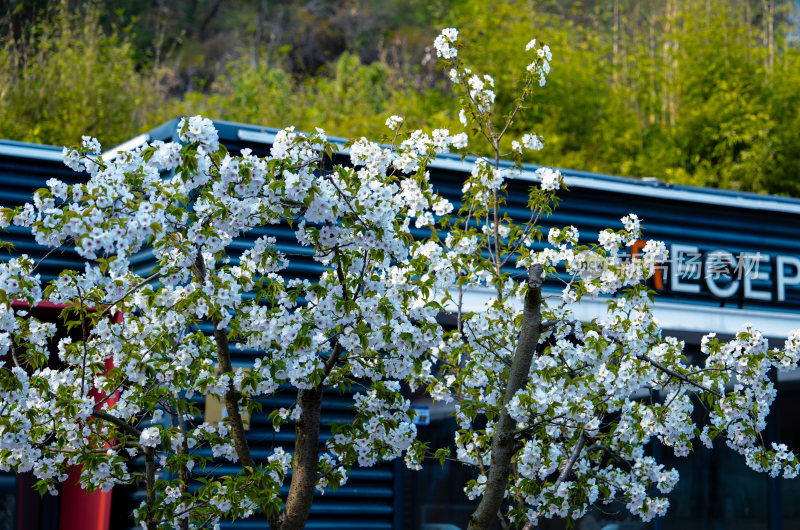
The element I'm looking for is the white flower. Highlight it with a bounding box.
[452,133,468,149]
[81,136,101,155]
[441,27,458,42]
[433,28,458,59]
[536,167,561,190]
[139,427,161,448]
[522,133,543,151]
[178,115,219,151]
[621,214,641,238]
[385,115,404,131]
[433,198,454,216]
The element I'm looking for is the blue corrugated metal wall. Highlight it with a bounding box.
[0,141,87,283]
[218,119,800,316]
[4,119,800,529]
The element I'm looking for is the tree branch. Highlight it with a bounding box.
[177,408,191,530]
[540,319,575,332]
[192,251,255,470]
[99,272,163,318]
[636,352,722,398]
[91,410,142,438]
[552,429,586,491]
[322,342,344,382]
[211,316,255,469]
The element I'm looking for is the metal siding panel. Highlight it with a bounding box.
[6,120,800,528]
[431,165,800,313]
[0,154,88,281]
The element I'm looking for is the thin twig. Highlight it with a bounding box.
[636,353,722,398]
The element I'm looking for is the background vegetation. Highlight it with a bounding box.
[2,0,800,195]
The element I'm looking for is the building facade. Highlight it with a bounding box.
[1,119,800,529]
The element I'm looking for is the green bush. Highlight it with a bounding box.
[0,4,167,148]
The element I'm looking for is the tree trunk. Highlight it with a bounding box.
[269,387,324,530]
[212,322,255,469]
[144,447,157,530]
[193,253,255,470]
[468,264,543,530]
[270,310,344,529]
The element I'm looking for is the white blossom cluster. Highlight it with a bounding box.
[0,106,466,526]
[525,38,553,86]
[328,381,417,469]
[426,29,800,529]
[385,115,404,131]
[512,133,544,154]
[435,212,800,525]
[467,74,497,113]
[433,27,459,59]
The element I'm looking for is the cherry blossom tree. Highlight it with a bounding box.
[0,28,798,530]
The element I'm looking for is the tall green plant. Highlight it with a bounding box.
[0,4,167,147]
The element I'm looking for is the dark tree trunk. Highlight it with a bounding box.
[468,264,543,530]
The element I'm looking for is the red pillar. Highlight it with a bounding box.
[58,469,113,530]
[10,301,119,530]
[60,313,122,530]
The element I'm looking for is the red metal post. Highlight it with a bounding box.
[10,300,116,530]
